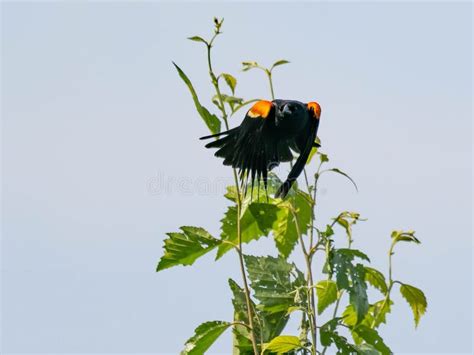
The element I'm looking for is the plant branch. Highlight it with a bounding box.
[206,39,260,355]
[291,208,317,354]
[371,238,397,328]
[267,69,275,100]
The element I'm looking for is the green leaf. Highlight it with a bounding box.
[352,325,391,354]
[337,248,370,262]
[230,277,289,343]
[320,319,359,353]
[364,267,388,294]
[263,335,302,354]
[242,61,259,71]
[354,343,380,355]
[349,264,369,323]
[240,172,283,207]
[230,266,296,351]
[333,211,364,241]
[391,230,420,245]
[221,73,237,94]
[173,62,221,134]
[224,185,238,202]
[371,299,393,327]
[315,280,338,315]
[273,190,312,258]
[324,168,358,192]
[319,319,338,347]
[216,202,280,259]
[306,146,318,165]
[181,321,231,355]
[187,36,208,45]
[212,94,244,112]
[329,249,369,322]
[344,300,392,346]
[273,207,297,259]
[244,255,305,314]
[400,283,427,327]
[229,278,291,352]
[320,152,329,163]
[225,95,244,105]
[270,59,290,71]
[229,279,258,354]
[343,299,393,333]
[157,227,221,271]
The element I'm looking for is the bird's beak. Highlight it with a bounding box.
[275,103,292,126]
[282,104,293,116]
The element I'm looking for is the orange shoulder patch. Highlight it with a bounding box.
[307,101,321,119]
[248,100,273,119]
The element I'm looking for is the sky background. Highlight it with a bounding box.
[1,1,472,354]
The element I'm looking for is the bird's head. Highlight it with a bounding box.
[274,100,307,126]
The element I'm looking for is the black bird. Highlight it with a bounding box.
[200,99,321,198]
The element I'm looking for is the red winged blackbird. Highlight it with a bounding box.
[200,99,321,198]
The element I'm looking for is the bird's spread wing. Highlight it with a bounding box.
[200,100,278,191]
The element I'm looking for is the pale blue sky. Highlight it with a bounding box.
[1,1,472,354]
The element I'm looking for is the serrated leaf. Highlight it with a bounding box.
[337,248,370,262]
[221,73,237,94]
[273,190,312,258]
[181,321,231,355]
[173,62,221,134]
[229,279,259,354]
[216,202,280,259]
[316,280,338,315]
[224,185,238,202]
[244,255,305,314]
[187,35,207,44]
[349,264,369,324]
[230,277,289,343]
[330,249,369,322]
[270,59,290,71]
[371,300,393,328]
[320,319,359,353]
[400,283,427,328]
[157,227,220,271]
[364,267,388,294]
[343,299,393,345]
[263,335,301,354]
[343,300,393,334]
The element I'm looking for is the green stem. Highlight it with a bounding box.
[266,70,275,100]
[371,239,396,328]
[206,41,259,355]
[300,161,326,353]
[291,208,317,355]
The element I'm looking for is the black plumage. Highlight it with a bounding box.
[200,99,321,199]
